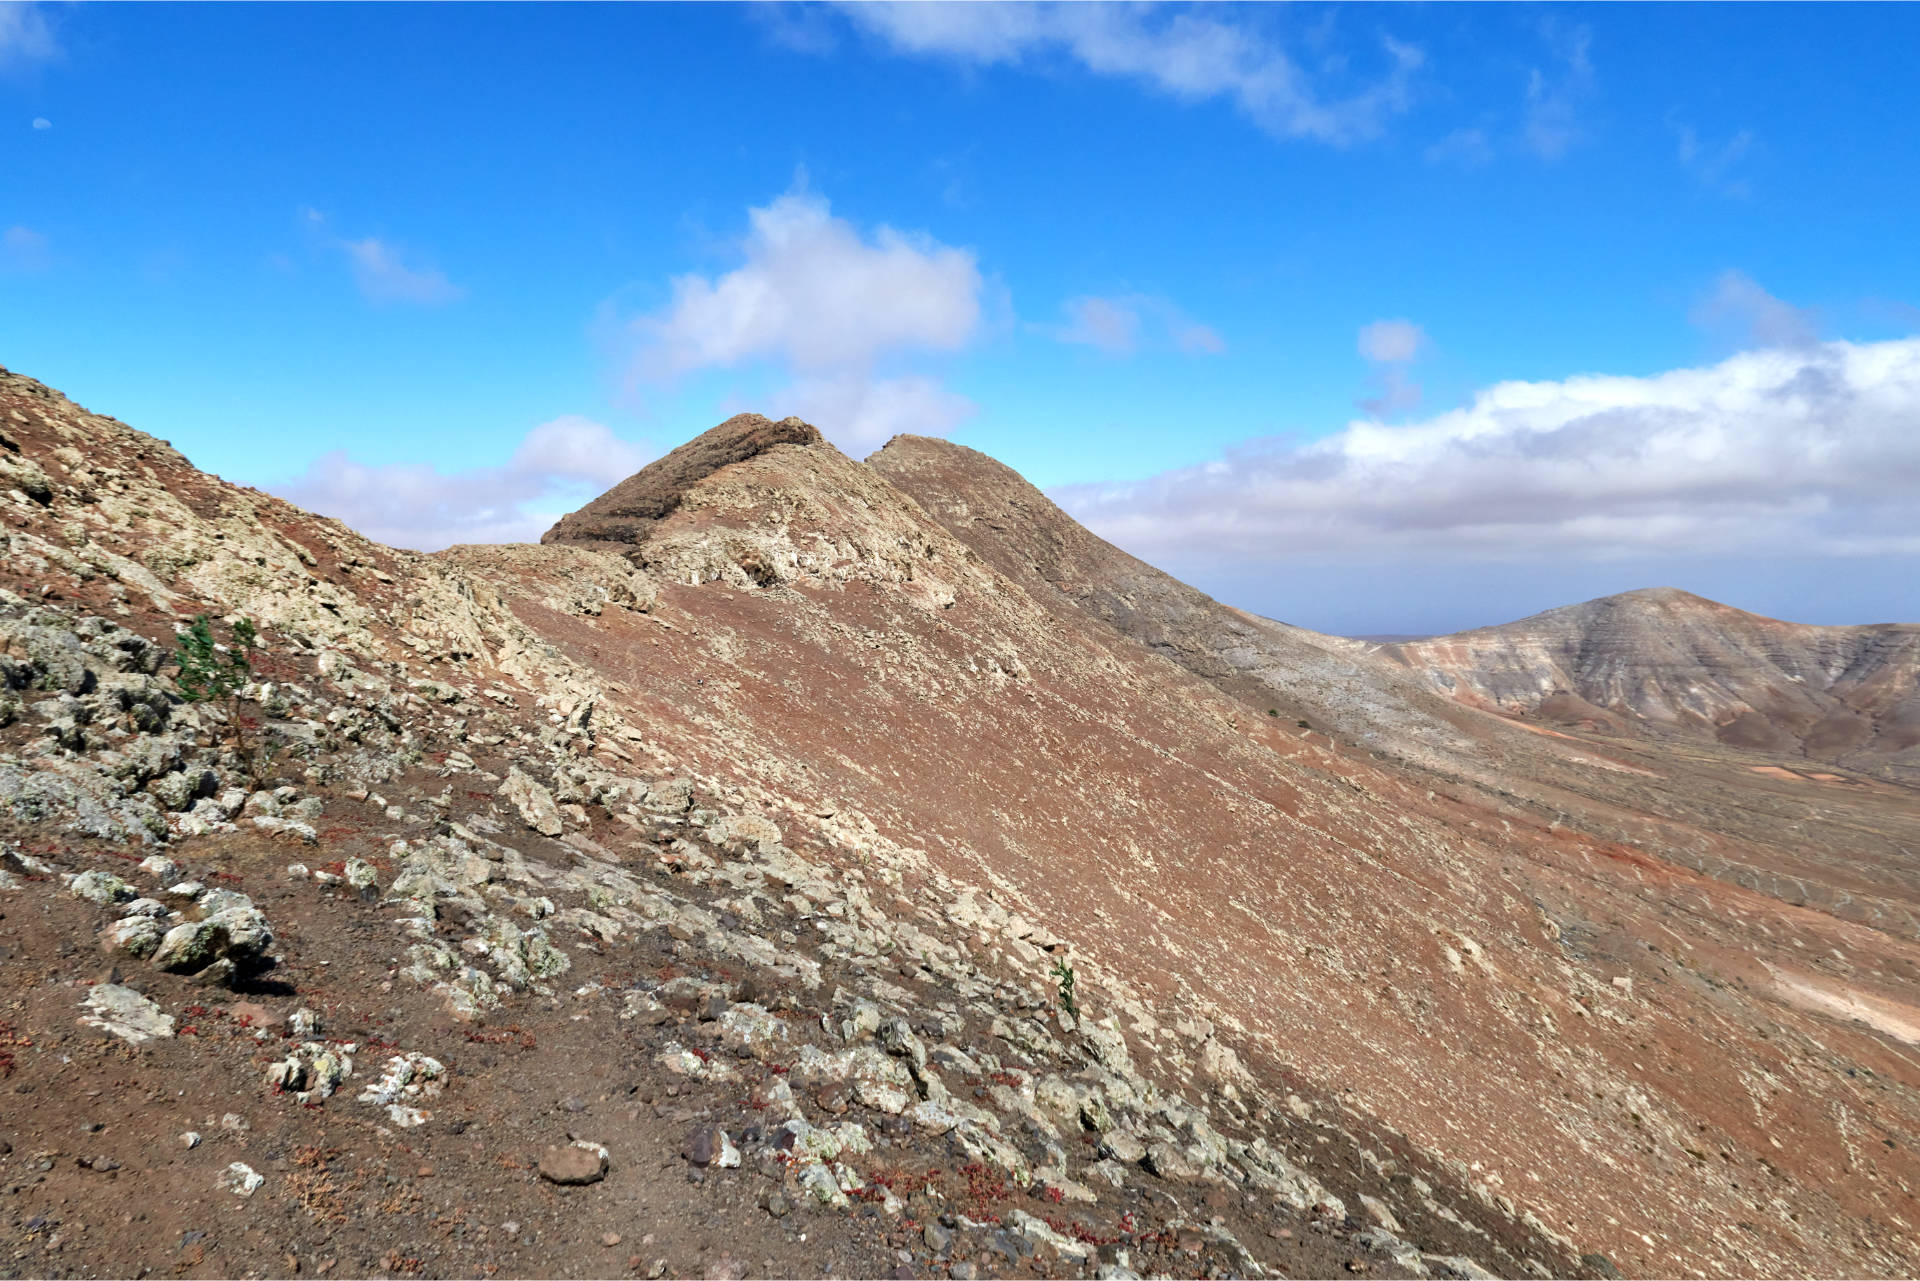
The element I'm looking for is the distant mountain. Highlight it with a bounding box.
[1380,587,1920,781]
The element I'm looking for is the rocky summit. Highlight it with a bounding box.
[1,364,1919,1281]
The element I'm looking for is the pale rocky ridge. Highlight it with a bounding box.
[1380,587,1920,783]
[0,367,1918,1278]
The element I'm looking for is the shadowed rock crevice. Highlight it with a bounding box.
[542,412,823,555]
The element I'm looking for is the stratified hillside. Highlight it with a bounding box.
[3,368,1920,1280]
[1380,589,1920,781]
[870,435,1920,944]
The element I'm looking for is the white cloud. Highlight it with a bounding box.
[1057,337,1920,568]
[1357,319,1426,364]
[1691,270,1819,351]
[617,188,985,450]
[30,116,49,130]
[271,415,647,551]
[1521,22,1593,159]
[0,3,58,71]
[631,191,980,378]
[1051,293,1224,357]
[838,2,1423,145]
[781,374,976,453]
[1,224,48,271]
[1357,319,1427,416]
[343,236,465,306]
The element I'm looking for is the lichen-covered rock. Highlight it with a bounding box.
[355,1051,444,1127]
[150,905,274,977]
[500,766,563,836]
[68,869,136,904]
[99,915,164,959]
[267,1042,352,1104]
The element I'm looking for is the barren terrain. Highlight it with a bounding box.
[1,368,1918,1279]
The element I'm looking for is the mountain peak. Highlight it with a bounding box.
[542,412,824,553]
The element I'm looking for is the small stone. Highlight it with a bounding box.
[765,1192,790,1219]
[602,1232,622,1247]
[181,1131,201,1149]
[924,1222,954,1253]
[682,1124,741,1169]
[949,1264,978,1280]
[229,1000,285,1035]
[537,1141,608,1185]
[221,1162,265,1197]
[647,1261,668,1280]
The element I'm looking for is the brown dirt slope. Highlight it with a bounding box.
[870,435,1920,946]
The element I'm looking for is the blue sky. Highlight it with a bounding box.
[4,2,1919,634]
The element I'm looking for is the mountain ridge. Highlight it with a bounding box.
[1,373,1919,1278]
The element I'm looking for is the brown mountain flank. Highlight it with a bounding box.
[1,372,1919,1279]
[871,434,1920,943]
[1382,587,1920,781]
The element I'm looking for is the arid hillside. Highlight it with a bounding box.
[870,434,1920,946]
[1381,588,1920,782]
[2,367,1919,1280]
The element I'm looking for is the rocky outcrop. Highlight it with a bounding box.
[542,413,823,554]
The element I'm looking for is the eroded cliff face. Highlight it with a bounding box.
[3,368,1920,1279]
[1382,588,1920,780]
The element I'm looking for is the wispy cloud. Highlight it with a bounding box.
[1674,120,1756,197]
[30,115,49,130]
[1050,293,1224,357]
[271,415,648,550]
[1,224,48,272]
[1060,331,1920,571]
[1521,22,1594,159]
[0,2,58,72]
[342,236,465,306]
[299,208,466,307]
[1357,318,1427,416]
[614,186,985,450]
[1690,270,1819,351]
[835,2,1424,146]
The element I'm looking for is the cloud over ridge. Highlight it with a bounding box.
[618,189,985,449]
[1058,337,1920,567]
[272,415,647,551]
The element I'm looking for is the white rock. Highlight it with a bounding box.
[77,983,174,1044]
[221,1162,264,1197]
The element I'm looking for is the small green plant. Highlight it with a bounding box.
[1051,956,1079,1022]
[176,614,265,777]
[1267,709,1279,717]
[1297,719,1312,730]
